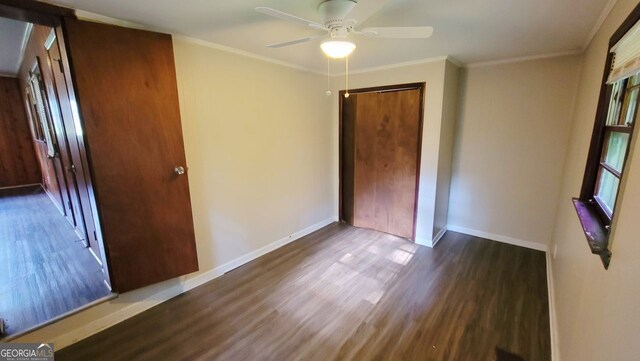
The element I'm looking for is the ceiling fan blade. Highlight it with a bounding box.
[255,7,326,30]
[345,0,391,25]
[360,26,434,39]
[266,35,323,48]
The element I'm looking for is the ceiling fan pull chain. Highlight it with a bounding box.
[326,57,332,96]
[345,55,350,98]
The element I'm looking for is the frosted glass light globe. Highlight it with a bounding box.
[321,40,356,59]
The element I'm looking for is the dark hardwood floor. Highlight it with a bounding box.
[0,185,111,338]
[57,223,550,361]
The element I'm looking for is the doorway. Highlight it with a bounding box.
[0,13,112,339]
[339,83,425,240]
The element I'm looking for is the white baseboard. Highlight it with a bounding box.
[449,225,557,358]
[51,216,337,350]
[546,252,560,361]
[432,227,447,247]
[415,227,448,248]
[447,225,548,252]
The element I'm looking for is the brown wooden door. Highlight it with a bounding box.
[342,87,423,239]
[46,31,101,260]
[64,19,198,292]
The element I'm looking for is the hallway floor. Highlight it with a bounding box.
[0,185,111,338]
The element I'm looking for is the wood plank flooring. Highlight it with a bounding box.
[0,185,111,337]
[57,223,550,361]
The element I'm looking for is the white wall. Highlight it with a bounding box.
[330,58,458,245]
[433,61,459,241]
[14,37,334,347]
[173,38,334,268]
[550,0,640,359]
[448,56,581,248]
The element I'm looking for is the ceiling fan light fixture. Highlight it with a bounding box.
[321,40,356,58]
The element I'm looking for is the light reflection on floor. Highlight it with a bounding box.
[268,228,419,336]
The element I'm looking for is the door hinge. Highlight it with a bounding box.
[94,230,98,241]
[67,200,72,211]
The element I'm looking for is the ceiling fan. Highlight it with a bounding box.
[255,0,434,59]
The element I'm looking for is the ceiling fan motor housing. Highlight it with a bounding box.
[318,0,357,29]
[330,27,350,39]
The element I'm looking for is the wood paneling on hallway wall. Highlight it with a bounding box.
[0,76,40,188]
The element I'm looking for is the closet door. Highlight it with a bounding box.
[35,39,86,242]
[343,87,422,239]
[64,19,198,292]
[46,31,100,260]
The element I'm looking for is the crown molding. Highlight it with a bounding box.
[74,10,323,75]
[74,10,150,31]
[74,9,600,77]
[172,36,324,75]
[583,0,618,51]
[331,55,456,77]
[77,9,460,76]
[76,9,460,76]
[465,50,582,68]
[446,56,464,67]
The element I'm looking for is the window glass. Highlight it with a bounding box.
[577,8,640,267]
[628,73,640,86]
[606,81,624,125]
[595,169,620,214]
[603,131,630,172]
[620,86,639,125]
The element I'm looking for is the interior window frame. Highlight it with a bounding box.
[591,79,638,223]
[574,2,640,269]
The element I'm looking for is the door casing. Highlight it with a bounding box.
[338,82,425,241]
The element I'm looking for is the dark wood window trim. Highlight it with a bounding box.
[575,1,640,269]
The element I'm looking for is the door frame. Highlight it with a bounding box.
[338,82,426,241]
[0,0,72,26]
[0,0,111,285]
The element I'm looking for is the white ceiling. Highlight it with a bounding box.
[0,17,30,76]
[50,0,611,72]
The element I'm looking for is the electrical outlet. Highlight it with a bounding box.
[553,244,558,259]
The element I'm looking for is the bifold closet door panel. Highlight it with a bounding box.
[47,33,99,258]
[64,18,198,292]
[341,95,357,225]
[352,89,421,239]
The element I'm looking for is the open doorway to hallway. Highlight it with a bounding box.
[0,16,111,338]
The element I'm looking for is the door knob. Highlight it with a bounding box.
[174,166,186,175]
